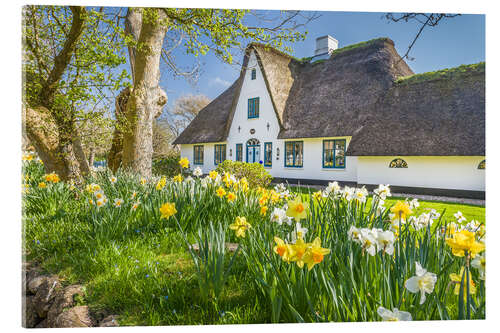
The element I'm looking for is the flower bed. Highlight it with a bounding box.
[22,154,486,325]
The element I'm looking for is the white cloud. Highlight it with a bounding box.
[209,77,231,87]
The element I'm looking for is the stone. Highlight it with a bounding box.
[27,275,49,295]
[32,276,61,318]
[22,295,40,328]
[99,315,119,327]
[55,306,94,328]
[47,285,85,327]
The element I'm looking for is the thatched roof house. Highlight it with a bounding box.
[174,36,485,198]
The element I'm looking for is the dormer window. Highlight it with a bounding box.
[251,68,256,80]
[248,97,259,119]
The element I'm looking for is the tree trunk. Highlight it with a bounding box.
[121,8,167,177]
[23,106,88,181]
[88,148,95,168]
[107,87,130,173]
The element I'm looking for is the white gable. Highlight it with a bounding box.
[226,51,280,145]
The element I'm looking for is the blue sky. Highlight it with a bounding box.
[158,10,484,111]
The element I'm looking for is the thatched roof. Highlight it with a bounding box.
[174,38,485,156]
[347,63,485,156]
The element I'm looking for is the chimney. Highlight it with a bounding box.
[314,35,338,56]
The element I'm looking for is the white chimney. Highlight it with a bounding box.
[314,35,338,56]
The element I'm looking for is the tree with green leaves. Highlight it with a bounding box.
[22,5,129,181]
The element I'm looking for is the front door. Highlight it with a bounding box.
[247,144,260,163]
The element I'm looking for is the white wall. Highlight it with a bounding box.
[357,156,485,191]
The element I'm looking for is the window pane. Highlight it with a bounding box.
[295,142,303,167]
[285,142,293,166]
[323,141,333,167]
[335,140,345,168]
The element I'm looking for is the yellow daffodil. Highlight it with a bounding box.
[313,191,323,201]
[302,237,331,271]
[260,205,268,216]
[259,194,269,207]
[216,187,226,198]
[44,173,60,183]
[179,157,189,169]
[38,182,47,188]
[140,177,147,185]
[449,267,476,300]
[173,174,183,183]
[209,170,218,180]
[159,202,177,220]
[289,238,308,268]
[273,237,293,262]
[229,216,251,238]
[22,153,34,161]
[226,191,236,203]
[446,229,485,258]
[286,197,309,221]
[239,177,249,192]
[156,176,166,190]
[390,201,412,220]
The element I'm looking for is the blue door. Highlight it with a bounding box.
[246,138,261,163]
[247,145,260,163]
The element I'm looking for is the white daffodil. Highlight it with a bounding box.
[185,176,194,183]
[270,207,287,225]
[453,211,467,224]
[291,222,308,242]
[325,181,341,196]
[471,253,485,280]
[354,187,368,203]
[343,186,355,201]
[375,199,386,216]
[200,176,210,188]
[376,230,395,255]
[374,184,392,200]
[359,228,378,256]
[464,220,480,232]
[193,167,203,177]
[411,212,435,231]
[404,262,437,304]
[348,225,362,244]
[429,209,440,220]
[113,198,124,207]
[377,307,412,321]
[110,176,117,184]
[408,198,419,210]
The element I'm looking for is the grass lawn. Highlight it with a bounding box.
[289,185,485,224]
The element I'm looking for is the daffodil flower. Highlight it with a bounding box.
[404,262,437,304]
[377,307,412,321]
[302,237,330,271]
[449,267,476,300]
[471,253,485,280]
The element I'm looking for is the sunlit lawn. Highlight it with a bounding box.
[290,185,485,224]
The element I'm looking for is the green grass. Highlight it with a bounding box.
[289,185,485,225]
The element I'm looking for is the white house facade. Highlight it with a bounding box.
[174,37,485,199]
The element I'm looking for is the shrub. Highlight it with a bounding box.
[215,160,272,188]
[152,153,181,177]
